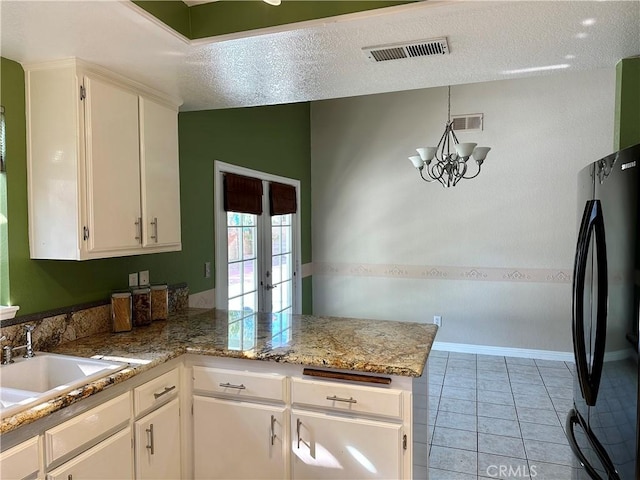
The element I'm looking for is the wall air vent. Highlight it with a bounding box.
[451,114,484,132]
[363,37,449,63]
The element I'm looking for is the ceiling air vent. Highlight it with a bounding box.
[363,37,449,63]
[451,114,484,132]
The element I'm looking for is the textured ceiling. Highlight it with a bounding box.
[1,1,638,111]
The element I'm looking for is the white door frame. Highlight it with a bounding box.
[214,160,302,314]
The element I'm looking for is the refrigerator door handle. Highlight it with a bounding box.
[572,200,608,406]
[590,199,608,404]
[566,409,605,480]
[566,409,620,480]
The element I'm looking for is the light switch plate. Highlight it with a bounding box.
[139,270,150,286]
[204,262,211,278]
[128,273,138,287]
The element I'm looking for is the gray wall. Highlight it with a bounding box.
[310,68,615,353]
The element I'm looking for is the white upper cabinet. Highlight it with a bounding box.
[26,58,182,260]
[139,96,181,249]
[84,74,142,254]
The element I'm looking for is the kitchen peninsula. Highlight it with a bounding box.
[0,309,437,479]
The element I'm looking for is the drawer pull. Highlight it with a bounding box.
[296,418,303,449]
[153,385,176,399]
[326,395,357,404]
[270,415,276,446]
[146,423,155,455]
[219,382,246,390]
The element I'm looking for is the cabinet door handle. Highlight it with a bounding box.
[150,217,158,243]
[153,385,176,399]
[219,382,246,390]
[146,423,155,455]
[326,395,357,404]
[296,418,302,449]
[135,217,142,243]
[270,415,276,446]
[68,475,73,480]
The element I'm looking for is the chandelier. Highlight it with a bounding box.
[408,86,490,188]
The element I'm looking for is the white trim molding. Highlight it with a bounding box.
[314,262,571,284]
[432,341,574,362]
[189,289,216,309]
[301,262,313,279]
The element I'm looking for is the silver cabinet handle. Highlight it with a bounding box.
[296,418,302,449]
[135,217,142,242]
[270,415,276,446]
[146,423,155,455]
[326,395,357,404]
[219,382,246,390]
[150,217,158,242]
[265,284,277,290]
[153,385,176,399]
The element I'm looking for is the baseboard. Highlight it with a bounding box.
[432,341,574,362]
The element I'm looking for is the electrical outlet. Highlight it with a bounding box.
[204,262,211,278]
[433,315,442,327]
[139,270,150,286]
[128,273,138,287]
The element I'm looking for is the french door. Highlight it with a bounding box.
[215,162,301,325]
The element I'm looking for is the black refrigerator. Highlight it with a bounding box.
[566,143,640,479]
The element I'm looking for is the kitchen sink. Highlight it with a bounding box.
[0,353,127,419]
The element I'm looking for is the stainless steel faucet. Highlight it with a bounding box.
[1,325,36,365]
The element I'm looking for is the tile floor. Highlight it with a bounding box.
[413,350,579,479]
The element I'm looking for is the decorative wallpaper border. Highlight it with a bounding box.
[313,262,572,284]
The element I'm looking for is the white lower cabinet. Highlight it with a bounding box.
[291,409,402,480]
[135,399,181,480]
[190,361,411,480]
[47,427,133,480]
[0,436,40,480]
[193,396,287,479]
[134,395,181,479]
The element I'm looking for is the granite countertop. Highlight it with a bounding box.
[1,309,437,434]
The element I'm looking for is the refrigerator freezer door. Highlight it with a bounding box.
[566,409,619,480]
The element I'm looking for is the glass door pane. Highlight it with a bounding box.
[270,214,293,315]
[227,212,258,324]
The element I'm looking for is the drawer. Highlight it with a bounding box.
[134,367,180,417]
[193,366,286,403]
[0,436,39,479]
[45,392,130,466]
[291,377,403,419]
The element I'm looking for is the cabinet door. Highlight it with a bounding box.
[84,74,141,254]
[193,396,287,479]
[46,427,132,480]
[0,436,39,480]
[291,409,403,480]
[134,398,181,480]
[139,97,181,249]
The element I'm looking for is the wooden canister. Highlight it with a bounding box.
[132,287,152,327]
[151,285,169,321]
[111,292,132,332]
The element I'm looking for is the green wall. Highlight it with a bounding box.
[133,0,414,39]
[1,57,312,316]
[178,104,313,308]
[614,57,640,150]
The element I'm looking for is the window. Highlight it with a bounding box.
[215,162,301,325]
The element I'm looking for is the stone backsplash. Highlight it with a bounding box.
[0,283,189,352]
